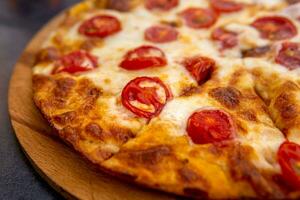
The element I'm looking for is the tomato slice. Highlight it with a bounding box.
[145,0,179,11]
[79,15,121,38]
[119,45,167,70]
[211,27,238,49]
[187,109,235,145]
[145,25,178,43]
[121,77,172,118]
[182,56,215,85]
[252,16,297,41]
[211,0,243,13]
[52,51,98,74]
[180,8,218,29]
[278,141,300,190]
[275,42,300,70]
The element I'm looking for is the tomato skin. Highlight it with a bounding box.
[52,51,98,74]
[182,56,215,85]
[121,77,172,118]
[79,15,121,38]
[211,0,243,13]
[145,0,178,11]
[252,16,297,41]
[211,28,238,49]
[180,8,218,29]
[278,141,300,190]
[119,45,167,70]
[145,25,178,43]
[275,42,300,70]
[186,109,235,145]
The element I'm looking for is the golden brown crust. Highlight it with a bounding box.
[209,86,241,109]
[179,85,201,97]
[103,133,281,198]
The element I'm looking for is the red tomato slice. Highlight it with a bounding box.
[145,0,179,10]
[187,109,235,145]
[180,8,218,29]
[252,16,297,41]
[278,141,300,190]
[119,45,167,70]
[211,0,243,13]
[79,15,121,38]
[275,42,300,70]
[145,25,179,43]
[211,27,238,49]
[52,51,98,74]
[121,77,172,118]
[182,56,215,85]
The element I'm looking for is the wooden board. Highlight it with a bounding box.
[8,10,176,200]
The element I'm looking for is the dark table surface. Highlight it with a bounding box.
[0,1,79,199]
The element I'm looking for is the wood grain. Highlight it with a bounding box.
[8,10,175,200]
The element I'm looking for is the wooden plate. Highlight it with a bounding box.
[8,10,175,200]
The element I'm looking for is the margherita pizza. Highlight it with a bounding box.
[32,0,300,198]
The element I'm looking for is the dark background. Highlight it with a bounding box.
[0,1,79,199]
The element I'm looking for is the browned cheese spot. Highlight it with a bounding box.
[178,166,200,182]
[240,110,257,122]
[43,97,66,110]
[229,69,244,86]
[242,45,270,58]
[54,77,76,98]
[107,0,139,12]
[180,85,201,97]
[286,0,300,5]
[125,145,171,166]
[85,123,103,140]
[32,74,54,92]
[109,127,135,144]
[53,111,77,125]
[274,92,298,119]
[36,47,61,64]
[281,81,299,91]
[93,148,114,161]
[76,79,102,99]
[160,20,182,28]
[75,79,102,113]
[209,87,241,109]
[59,126,81,145]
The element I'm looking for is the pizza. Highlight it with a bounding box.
[32,0,300,198]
